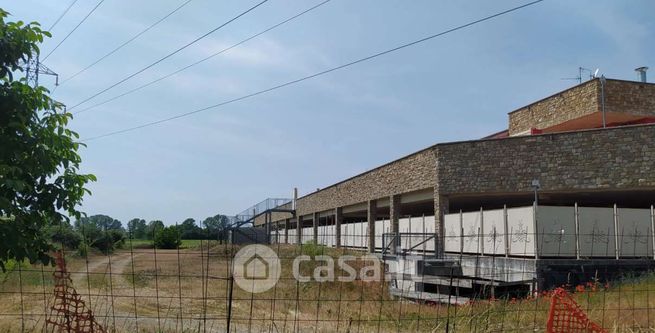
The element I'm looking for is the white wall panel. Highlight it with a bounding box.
[482,209,506,256]
[302,227,313,244]
[444,213,461,253]
[618,208,652,257]
[287,229,296,244]
[507,207,536,256]
[397,216,436,253]
[536,206,576,257]
[374,219,390,249]
[578,207,615,257]
[441,205,652,258]
[462,211,482,254]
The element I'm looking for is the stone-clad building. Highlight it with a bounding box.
[249,78,655,258]
[238,77,655,300]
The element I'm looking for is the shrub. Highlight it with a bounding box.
[154,226,181,249]
[90,229,125,254]
[77,243,88,257]
[301,240,327,257]
[48,225,82,250]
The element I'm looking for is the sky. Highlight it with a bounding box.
[4,0,654,225]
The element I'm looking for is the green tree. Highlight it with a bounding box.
[127,218,147,239]
[154,226,181,249]
[146,220,165,240]
[0,9,95,270]
[75,214,123,233]
[178,218,202,239]
[44,222,81,250]
[74,215,124,253]
[202,214,230,240]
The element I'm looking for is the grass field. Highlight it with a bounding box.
[0,243,654,332]
[124,239,207,249]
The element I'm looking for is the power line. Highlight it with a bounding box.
[68,0,269,111]
[73,0,332,115]
[48,0,80,31]
[82,0,544,142]
[59,0,195,86]
[42,0,105,62]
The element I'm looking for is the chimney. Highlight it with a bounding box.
[635,66,648,83]
[292,187,298,210]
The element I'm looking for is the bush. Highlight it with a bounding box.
[301,240,327,257]
[90,229,125,254]
[154,226,181,249]
[77,243,88,257]
[48,225,82,250]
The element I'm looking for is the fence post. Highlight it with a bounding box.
[574,203,580,260]
[335,207,342,249]
[285,219,290,244]
[313,212,319,244]
[296,217,302,245]
[265,212,271,244]
[480,207,484,257]
[422,214,426,254]
[651,204,655,260]
[504,205,509,258]
[459,210,463,258]
[614,204,620,260]
[533,201,539,260]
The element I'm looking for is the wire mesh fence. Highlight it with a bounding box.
[2,206,655,332]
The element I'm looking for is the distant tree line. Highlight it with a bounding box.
[47,214,232,253]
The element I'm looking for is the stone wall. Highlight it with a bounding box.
[508,79,655,136]
[604,79,655,117]
[435,124,655,195]
[508,79,600,136]
[293,148,437,217]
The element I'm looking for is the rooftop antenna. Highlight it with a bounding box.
[561,67,595,84]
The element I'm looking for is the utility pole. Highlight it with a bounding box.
[24,53,59,88]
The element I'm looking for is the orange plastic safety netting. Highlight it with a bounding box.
[546,287,605,333]
[45,251,105,333]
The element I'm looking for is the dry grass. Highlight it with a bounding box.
[1,243,655,332]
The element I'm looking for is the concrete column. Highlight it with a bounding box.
[335,207,343,249]
[313,212,319,244]
[434,194,449,256]
[265,212,270,244]
[284,219,290,244]
[390,195,401,254]
[367,200,377,253]
[296,217,302,245]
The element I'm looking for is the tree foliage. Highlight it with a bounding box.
[127,218,147,239]
[146,220,164,240]
[177,218,203,239]
[154,226,181,249]
[44,222,81,250]
[0,9,95,270]
[74,215,124,254]
[202,214,230,241]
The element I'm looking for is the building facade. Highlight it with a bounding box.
[250,78,655,255]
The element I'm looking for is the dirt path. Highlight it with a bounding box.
[72,252,139,289]
[68,252,144,331]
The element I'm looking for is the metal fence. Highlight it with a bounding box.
[2,220,655,332]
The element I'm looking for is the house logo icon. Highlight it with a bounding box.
[233,245,280,293]
[244,253,268,280]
